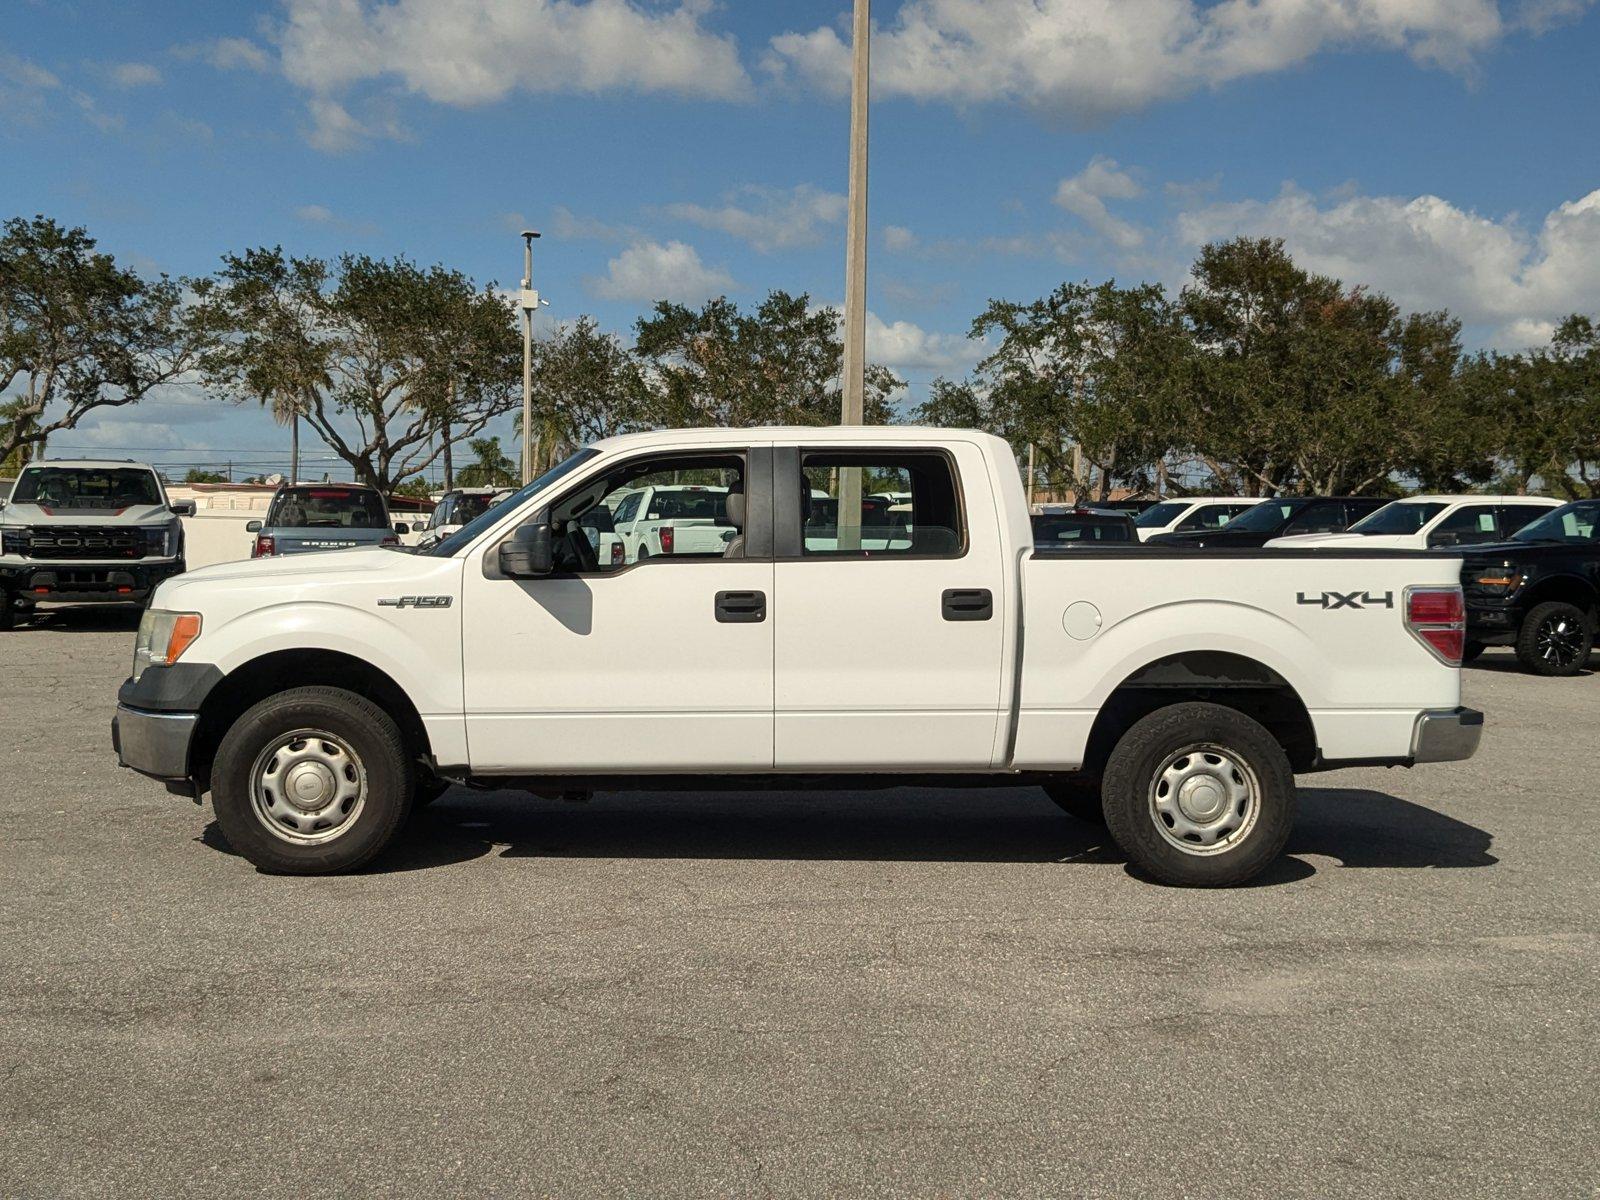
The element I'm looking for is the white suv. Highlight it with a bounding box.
[1266,495,1561,551]
[1133,497,1262,541]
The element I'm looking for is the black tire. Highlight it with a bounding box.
[1460,641,1486,663]
[211,686,414,874]
[1043,776,1104,825]
[0,594,13,632]
[1101,702,1295,888]
[1514,601,1592,676]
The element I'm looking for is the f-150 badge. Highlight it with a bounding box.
[1297,590,1394,610]
[378,596,454,609]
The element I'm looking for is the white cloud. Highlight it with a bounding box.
[884,225,918,253]
[587,239,736,303]
[293,202,378,235]
[172,37,272,73]
[768,0,1514,119]
[0,51,60,124]
[109,62,163,88]
[666,184,846,252]
[1176,183,1600,345]
[548,205,635,242]
[278,0,750,149]
[865,311,978,377]
[1515,0,1596,33]
[1054,156,1145,249]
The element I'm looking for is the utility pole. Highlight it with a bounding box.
[289,414,300,484]
[519,230,541,485]
[837,0,870,550]
[443,376,455,493]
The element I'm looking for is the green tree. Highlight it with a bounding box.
[1179,237,1477,495]
[631,291,901,428]
[515,315,644,473]
[183,468,229,483]
[203,249,519,493]
[917,281,1188,500]
[455,436,518,488]
[1487,315,1600,497]
[0,215,221,465]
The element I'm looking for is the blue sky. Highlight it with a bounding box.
[3,0,1598,481]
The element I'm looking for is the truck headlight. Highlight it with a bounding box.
[143,524,178,557]
[133,609,202,682]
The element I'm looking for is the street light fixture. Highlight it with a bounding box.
[519,230,542,485]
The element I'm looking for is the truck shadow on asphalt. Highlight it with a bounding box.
[199,786,1497,885]
[6,606,143,633]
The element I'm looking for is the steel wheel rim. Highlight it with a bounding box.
[249,728,368,845]
[1148,742,1260,856]
[1536,615,1585,669]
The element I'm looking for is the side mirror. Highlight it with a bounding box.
[498,521,553,578]
[245,520,263,533]
[170,500,196,517]
[394,522,411,535]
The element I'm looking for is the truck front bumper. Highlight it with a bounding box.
[112,704,199,784]
[1411,706,1484,763]
[2,559,184,603]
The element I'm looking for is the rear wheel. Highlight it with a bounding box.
[1515,601,1592,676]
[1043,776,1104,826]
[1101,702,1294,887]
[211,686,413,874]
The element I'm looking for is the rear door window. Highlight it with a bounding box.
[799,452,963,557]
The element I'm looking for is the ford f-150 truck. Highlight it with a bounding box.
[111,427,1481,886]
[1,459,193,629]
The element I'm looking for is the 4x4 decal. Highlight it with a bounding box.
[1297,590,1395,610]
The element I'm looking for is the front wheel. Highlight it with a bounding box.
[211,686,414,874]
[1101,703,1294,887]
[1515,601,1592,676]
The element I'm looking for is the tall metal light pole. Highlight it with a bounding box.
[838,0,870,549]
[519,230,541,485]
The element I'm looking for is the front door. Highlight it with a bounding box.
[461,447,775,773]
[771,443,1007,770]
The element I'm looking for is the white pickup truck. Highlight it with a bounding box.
[112,427,1481,886]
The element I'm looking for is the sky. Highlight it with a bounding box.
[3,0,1599,481]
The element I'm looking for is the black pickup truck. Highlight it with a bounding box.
[1459,499,1600,675]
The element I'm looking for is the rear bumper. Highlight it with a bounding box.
[1,559,184,602]
[112,704,198,782]
[1411,706,1484,764]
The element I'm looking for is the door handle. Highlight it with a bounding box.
[715,590,766,623]
[942,588,993,621]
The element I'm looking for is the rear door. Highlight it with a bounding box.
[771,442,1007,769]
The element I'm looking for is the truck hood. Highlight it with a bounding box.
[0,501,176,526]
[172,546,406,587]
[1266,532,1408,549]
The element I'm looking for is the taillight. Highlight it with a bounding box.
[660,526,674,554]
[252,534,275,558]
[611,542,624,566]
[1406,586,1465,665]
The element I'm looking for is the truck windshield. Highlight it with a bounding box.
[1511,502,1600,544]
[12,466,162,510]
[1221,500,1300,532]
[267,487,388,529]
[1348,502,1447,534]
[1134,501,1189,528]
[420,448,599,556]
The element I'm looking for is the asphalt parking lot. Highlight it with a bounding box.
[1,610,1596,1199]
